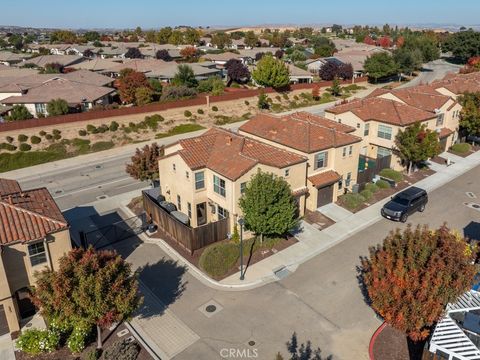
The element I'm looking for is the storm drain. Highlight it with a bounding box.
[116,328,129,337]
[248,340,256,346]
[96,195,108,200]
[198,299,223,318]
[274,266,291,280]
[95,164,103,169]
[466,192,477,199]
[465,202,480,212]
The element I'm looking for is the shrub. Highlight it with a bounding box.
[5,136,14,143]
[197,108,204,115]
[45,134,53,140]
[30,135,41,144]
[379,168,403,182]
[78,129,87,136]
[18,134,28,142]
[84,349,100,360]
[451,142,471,154]
[211,106,218,112]
[244,100,250,106]
[19,143,32,151]
[97,124,108,133]
[199,242,239,278]
[144,114,164,130]
[376,179,390,189]
[341,193,366,210]
[53,133,62,140]
[90,141,114,152]
[293,95,299,101]
[283,93,289,100]
[52,129,61,136]
[16,329,60,355]
[184,110,192,117]
[155,124,205,138]
[275,95,281,101]
[103,340,140,360]
[86,124,97,133]
[39,131,46,137]
[0,143,16,151]
[67,322,92,353]
[160,85,197,101]
[360,189,373,201]
[364,183,379,193]
[109,121,119,131]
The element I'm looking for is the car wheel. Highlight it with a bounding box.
[400,214,408,223]
[419,204,426,212]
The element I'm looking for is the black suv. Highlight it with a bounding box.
[381,186,428,222]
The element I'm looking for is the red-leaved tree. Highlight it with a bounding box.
[117,68,150,104]
[361,224,476,342]
[126,143,164,183]
[180,46,198,62]
[31,247,141,349]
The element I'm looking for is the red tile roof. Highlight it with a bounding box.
[173,128,307,180]
[0,182,68,245]
[438,127,453,139]
[431,72,480,95]
[239,112,361,153]
[326,97,436,126]
[308,170,341,188]
[0,178,21,196]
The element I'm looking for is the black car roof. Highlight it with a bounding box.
[396,186,426,199]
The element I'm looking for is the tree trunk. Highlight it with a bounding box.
[97,324,103,349]
[408,161,413,175]
[260,233,263,244]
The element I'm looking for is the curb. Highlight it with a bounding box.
[369,322,387,360]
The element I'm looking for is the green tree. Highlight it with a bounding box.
[184,28,201,45]
[211,32,232,49]
[328,77,341,97]
[458,92,480,135]
[252,54,290,89]
[244,31,258,48]
[239,171,298,242]
[168,30,184,45]
[257,90,269,109]
[393,47,423,76]
[126,143,164,182]
[403,33,440,62]
[84,31,100,42]
[134,86,154,106]
[364,52,398,82]
[172,64,198,88]
[46,98,69,116]
[394,122,439,174]
[444,29,480,62]
[156,27,173,44]
[31,247,141,349]
[289,49,307,62]
[6,105,33,121]
[361,225,476,342]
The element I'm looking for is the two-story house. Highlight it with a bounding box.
[324,95,459,171]
[158,128,308,229]
[239,112,362,209]
[0,179,71,335]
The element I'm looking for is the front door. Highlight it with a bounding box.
[196,203,207,227]
[0,305,9,336]
[317,184,334,207]
[439,138,448,153]
[16,288,36,319]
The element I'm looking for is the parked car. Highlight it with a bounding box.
[381,186,428,222]
[467,134,480,144]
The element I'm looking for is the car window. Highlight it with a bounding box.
[392,196,410,206]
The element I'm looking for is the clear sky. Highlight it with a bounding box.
[1,0,478,29]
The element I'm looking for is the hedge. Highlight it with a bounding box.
[451,143,471,154]
[379,168,403,182]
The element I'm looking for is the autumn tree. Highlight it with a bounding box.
[117,68,150,104]
[46,98,69,116]
[134,86,154,106]
[124,47,143,59]
[126,143,164,182]
[459,92,480,135]
[155,49,172,61]
[361,224,476,342]
[31,247,141,349]
[252,54,290,89]
[239,171,298,242]
[394,122,439,174]
[311,85,320,100]
[225,59,250,85]
[180,46,198,62]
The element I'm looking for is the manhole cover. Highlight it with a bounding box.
[467,192,477,199]
[205,305,216,313]
[248,341,256,346]
[98,195,107,199]
[473,204,480,209]
[54,189,63,195]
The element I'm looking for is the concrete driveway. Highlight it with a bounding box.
[399,58,462,88]
[112,165,480,360]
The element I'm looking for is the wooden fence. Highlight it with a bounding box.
[357,154,392,188]
[0,77,367,133]
[143,191,229,254]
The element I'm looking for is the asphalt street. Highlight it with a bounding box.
[399,58,462,88]
[114,164,480,360]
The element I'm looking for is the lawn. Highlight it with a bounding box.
[155,123,205,139]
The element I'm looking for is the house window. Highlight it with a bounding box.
[35,103,46,115]
[213,175,226,197]
[349,145,353,155]
[240,182,247,195]
[342,147,347,157]
[187,202,192,218]
[345,172,352,187]
[186,171,189,179]
[338,119,342,124]
[314,151,328,169]
[338,176,343,190]
[217,205,229,219]
[172,163,176,172]
[195,172,205,190]
[436,113,444,127]
[364,123,370,136]
[284,169,290,177]
[28,242,47,266]
[177,195,181,211]
[377,147,392,158]
[377,125,392,140]
[357,123,361,129]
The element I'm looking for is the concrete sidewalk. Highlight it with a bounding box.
[135,150,480,290]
